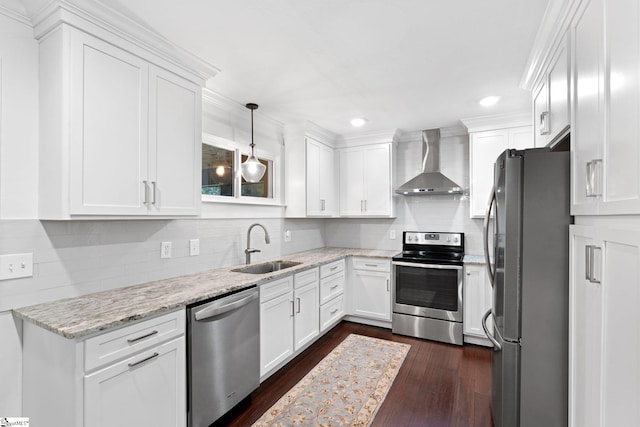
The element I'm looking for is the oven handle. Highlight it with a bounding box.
[392,261,462,271]
[481,309,501,350]
[483,184,496,288]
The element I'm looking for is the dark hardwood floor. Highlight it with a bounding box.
[213,321,493,427]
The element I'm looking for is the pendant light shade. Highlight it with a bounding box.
[241,103,266,183]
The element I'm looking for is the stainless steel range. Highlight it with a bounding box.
[392,231,464,345]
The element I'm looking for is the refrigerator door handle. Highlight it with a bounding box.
[482,309,501,350]
[483,184,497,287]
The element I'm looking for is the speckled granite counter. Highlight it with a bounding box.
[13,247,397,339]
[463,254,486,265]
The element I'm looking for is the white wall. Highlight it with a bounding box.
[325,131,485,255]
[0,10,39,218]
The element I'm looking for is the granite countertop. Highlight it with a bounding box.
[13,247,397,340]
[463,254,487,265]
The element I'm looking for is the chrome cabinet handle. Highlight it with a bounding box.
[321,199,325,211]
[586,159,603,197]
[585,245,602,284]
[128,352,159,368]
[330,308,339,315]
[152,181,157,205]
[365,263,377,267]
[296,297,301,313]
[142,180,149,205]
[539,111,550,135]
[330,266,338,271]
[481,310,501,350]
[127,330,158,344]
[483,185,497,287]
[386,279,390,292]
[290,300,295,317]
[330,284,339,290]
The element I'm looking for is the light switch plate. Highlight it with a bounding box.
[161,242,172,259]
[284,230,292,242]
[189,239,200,256]
[0,253,34,280]
[389,230,396,240]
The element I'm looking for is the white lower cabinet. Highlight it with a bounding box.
[570,224,640,426]
[349,257,391,322]
[259,269,319,379]
[463,264,493,346]
[84,337,185,427]
[319,259,346,332]
[22,309,186,427]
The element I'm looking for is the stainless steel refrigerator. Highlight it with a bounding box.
[482,148,571,427]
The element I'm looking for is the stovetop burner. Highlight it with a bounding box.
[392,231,465,265]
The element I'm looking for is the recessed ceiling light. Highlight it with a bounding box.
[479,96,500,107]
[350,117,368,127]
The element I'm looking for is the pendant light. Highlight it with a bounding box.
[241,103,266,183]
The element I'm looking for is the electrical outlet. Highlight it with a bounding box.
[161,241,172,259]
[0,253,34,280]
[284,230,292,242]
[189,239,200,256]
[389,230,396,240]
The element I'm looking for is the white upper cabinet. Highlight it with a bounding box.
[284,124,338,218]
[339,142,395,217]
[570,0,640,215]
[35,5,215,219]
[305,138,337,216]
[533,32,570,148]
[464,115,533,218]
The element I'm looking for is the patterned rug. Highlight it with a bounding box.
[252,334,411,427]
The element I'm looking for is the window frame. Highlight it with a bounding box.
[201,133,282,206]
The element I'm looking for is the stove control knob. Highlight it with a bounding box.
[407,235,412,242]
[454,237,460,243]
[446,237,451,242]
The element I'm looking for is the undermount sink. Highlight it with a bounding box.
[231,260,302,275]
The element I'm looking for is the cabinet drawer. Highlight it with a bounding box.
[84,309,185,372]
[294,267,319,289]
[352,257,390,272]
[320,272,345,305]
[260,276,293,303]
[320,295,344,332]
[320,259,345,278]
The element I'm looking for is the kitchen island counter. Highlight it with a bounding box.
[13,247,396,339]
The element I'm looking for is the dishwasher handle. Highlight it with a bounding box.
[194,291,258,321]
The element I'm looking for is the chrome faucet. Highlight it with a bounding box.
[245,223,271,264]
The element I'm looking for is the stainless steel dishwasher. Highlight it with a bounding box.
[187,286,259,427]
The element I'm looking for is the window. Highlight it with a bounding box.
[201,134,278,204]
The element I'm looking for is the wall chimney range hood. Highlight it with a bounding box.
[396,129,463,195]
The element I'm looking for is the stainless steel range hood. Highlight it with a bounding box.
[396,129,463,195]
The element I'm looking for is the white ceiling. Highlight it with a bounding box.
[104,0,549,136]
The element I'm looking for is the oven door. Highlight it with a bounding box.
[392,261,463,322]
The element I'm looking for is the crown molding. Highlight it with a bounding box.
[520,0,582,91]
[460,111,531,133]
[30,0,219,84]
[335,128,400,148]
[0,2,31,25]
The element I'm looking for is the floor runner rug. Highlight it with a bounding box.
[252,333,411,427]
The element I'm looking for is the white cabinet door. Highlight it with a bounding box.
[364,144,392,216]
[570,225,640,427]
[351,269,391,321]
[69,31,149,216]
[293,282,319,351]
[601,0,640,215]
[339,143,393,217]
[84,336,186,427]
[469,130,508,218]
[508,126,534,150]
[306,138,335,216]
[463,264,492,345]
[339,147,365,216]
[548,32,570,142]
[533,79,550,148]
[260,291,294,376]
[571,0,604,215]
[149,66,201,216]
